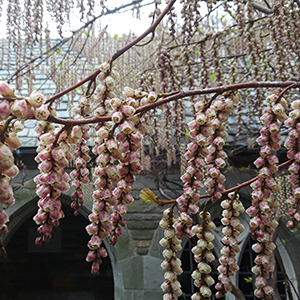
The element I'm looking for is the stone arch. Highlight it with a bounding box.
[0,193,115,300]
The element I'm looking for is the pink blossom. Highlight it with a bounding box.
[0,101,10,120]
[120,121,134,134]
[0,209,9,226]
[260,113,273,125]
[0,81,14,97]
[3,165,19,178]
[88,235,102,250]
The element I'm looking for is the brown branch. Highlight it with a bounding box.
[45,81,300,125]
[136,81,300,114]
[109,0,176,64]
[45,0,176,104]
[157,159,293,206]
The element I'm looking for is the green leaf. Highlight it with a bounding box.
[57,46,62,54]
[244,276,252,283]
[185,128,191,138]
[113,34,121,40]
[211,73,216,81]
[140,188,158,204]
[282,239,286,245]
[83,30,89,36]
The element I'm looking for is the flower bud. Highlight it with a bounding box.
[28,91,45,107]
[0,81,14,97]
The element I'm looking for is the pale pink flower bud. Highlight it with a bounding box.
[205,251,215,262]
[293,187,300,197]
[230,217,241,227]
[250,217,261,228]
[4,132,21,150]
[111,111,124,123]
[196,112,207,125]
[170,279,181,291]
[86,250,96,262]
[215,157,226,169]
[256,135,268,145]
[0,209,9,225]
[28,91,45,108]
[159,237,169,247]
[99,61,110,72]
[11,100,30,120]
[200,286,212,297]
[260,113,273,125]
[164,270,176,282]
[116,203,127,215]
[148,91,157,102]
[202,126,214,137]
[289,109,300,119]
[198,262,211,273]
[218,273,231,285]
[259,167,271,178]
[255,276,267,288]
[270,133,281,143]
[0,81,15,97]
[197,136,209,149]
[272,103,285,115]
[291,99,300,109]
[160,280,170,291]
[0,100,10,120]
[96,127,109,139]
[188,203,199,214]
[120,121,134,134]
[217,265,227,274]
[263,285,273,295]
[162,248,173,259]
[213,136,225,147]
[191,293,201,300]
[204,177,215,188]
[34,104,50,120]
[3,165,19,178]
[204,231,215,241]
[123,87,135,97]
[194,100,205,112]
[122,105,136,117]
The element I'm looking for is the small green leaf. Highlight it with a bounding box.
[49,50,54,54]
[57,46,62,54]
[113,34,121,40]
[244,276,252,283]
[282,239,286,245]
[185,128,191,138]
[211,73,216,80]
[83,30,89,36]
[140,188,158,204]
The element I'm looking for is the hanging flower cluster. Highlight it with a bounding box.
[202,95,237,203]
[216,191,245,298]
[85,62,149,274]
[0,81,50,233]
[190,211,216,299]
[69,97,92,215]
[159,207,183,300]
[175,99,214,238]
[246,93,288,299]
[284,99,300,228]
[33,125,71,245]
